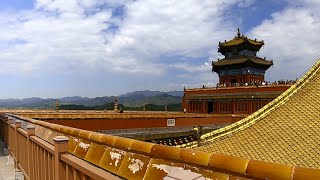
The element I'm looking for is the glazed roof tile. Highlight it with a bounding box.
[218,35,264,54]
[212,56,273,67]
[198,59,320,169]
[219,37,264,47]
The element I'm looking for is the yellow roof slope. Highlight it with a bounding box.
[219,36,264,47]
[197,59,320,169]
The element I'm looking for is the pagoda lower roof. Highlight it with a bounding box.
[212,56,273,67]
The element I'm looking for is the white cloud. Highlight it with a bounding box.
[249,1,320,81]
[0,0,113,74]
[0,0,252,77]
[169,63,210,73]
[101,0,256,76]
[3,0,320,97]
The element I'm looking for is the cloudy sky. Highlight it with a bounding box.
[0,0,319,98]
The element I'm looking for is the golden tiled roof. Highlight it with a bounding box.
[197,59,320,169]
[212,56,273,67]
[219,37,264,47]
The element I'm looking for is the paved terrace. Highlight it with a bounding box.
[98,124,229,140]
[98,124,230,148]
[0,140,14,180]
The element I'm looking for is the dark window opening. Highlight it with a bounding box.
[207,101,213,114]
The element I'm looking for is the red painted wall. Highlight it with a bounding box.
[44,116,245,131]
[182,85,291,113]
[185,85,290,95]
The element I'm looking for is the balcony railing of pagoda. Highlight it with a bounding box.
[184,82,295,91]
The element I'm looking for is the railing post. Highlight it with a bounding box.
[0,116,4,140]
[53,136,69,180]
[26,125,35,180]
[7,118,14,156]
[2,116,9,151]
[8,117,14,124]
[15,120,21,169]
[0,116,3,139]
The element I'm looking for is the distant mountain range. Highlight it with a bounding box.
[0,90,183,109]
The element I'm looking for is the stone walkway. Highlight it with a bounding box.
[0,140,14,180]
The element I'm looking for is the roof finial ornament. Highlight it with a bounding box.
[237,28,241,37]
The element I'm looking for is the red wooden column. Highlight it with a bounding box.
[201,101,203,114]
[191,101,194,113]
[248,100,253,114]
[232,101,236,114]
[216,101,220,114]
[201,101,205,114]
[187,101,190,112]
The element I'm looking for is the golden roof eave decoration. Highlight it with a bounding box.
[211,56,273,67]
[218,28,264,54]
[219,37,264,47]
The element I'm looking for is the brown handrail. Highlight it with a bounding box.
[2,112,320,179]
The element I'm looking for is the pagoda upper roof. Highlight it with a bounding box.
[218,29,264,54]
[212,56,273,71]
[219,36,264,47]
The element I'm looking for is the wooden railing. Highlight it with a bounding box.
[0,115,120,180]
[1,110,320,179]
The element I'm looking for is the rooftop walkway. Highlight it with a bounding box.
[0,140,14,180]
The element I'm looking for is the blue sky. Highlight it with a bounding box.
[0,0,34,10]
[0,0,319,98]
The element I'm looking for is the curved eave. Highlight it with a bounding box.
[220,39,264,47]
[211,57,273,72]
[218,38,264,53]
